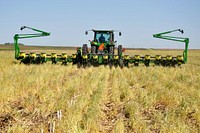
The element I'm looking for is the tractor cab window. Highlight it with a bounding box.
[95,32,111,43]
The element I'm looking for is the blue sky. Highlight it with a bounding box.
[0,0,199,49]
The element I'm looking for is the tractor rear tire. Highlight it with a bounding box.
[82,44,88,55]
[118,45,122,56]
[91,46,96,54]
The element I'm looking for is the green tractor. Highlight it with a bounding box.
[85,29,121,55]
[73,30,124,68]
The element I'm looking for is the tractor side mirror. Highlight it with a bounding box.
[85,31,88,35]
[114,41,117,43]
[180,30,184,34]
[20,26,26,30]
[178,29,184,34]
[119,32,122,36]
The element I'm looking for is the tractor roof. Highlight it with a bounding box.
[92,29,115,33]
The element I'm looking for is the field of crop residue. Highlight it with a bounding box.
[0,49,200,133]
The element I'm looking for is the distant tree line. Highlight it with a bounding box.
[4,43,24,46]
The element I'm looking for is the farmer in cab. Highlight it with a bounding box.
[99,34,105,43]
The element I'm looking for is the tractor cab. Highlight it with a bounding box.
[85,29,121,55]
[94,30,113,43]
